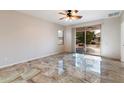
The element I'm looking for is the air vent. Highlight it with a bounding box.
[108,12,120,17]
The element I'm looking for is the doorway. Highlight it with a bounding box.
[76,24,101,56]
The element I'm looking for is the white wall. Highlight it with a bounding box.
[101,17,121,59]
[71,17,121,59]
[121,12,124,62]
[64,26,72,52]
[0,11,64,67]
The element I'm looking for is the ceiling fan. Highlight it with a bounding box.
[59,10,82,21]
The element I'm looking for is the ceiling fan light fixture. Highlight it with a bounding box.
[65,17,69,21]
[71,17,76,20]
[72,11,77,15]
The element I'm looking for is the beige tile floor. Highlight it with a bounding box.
[0,53,124,83]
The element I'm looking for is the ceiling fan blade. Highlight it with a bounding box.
[73,10,78,13]
[72,15,82,19]
[59,17,65,20]
[58,12,66,15]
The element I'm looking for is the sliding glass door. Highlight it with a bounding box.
[76,25,101,56]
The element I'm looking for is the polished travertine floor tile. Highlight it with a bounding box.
[0,53,124,83]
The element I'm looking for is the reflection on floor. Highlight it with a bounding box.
[76,45,100,55]
[0,53,124,83]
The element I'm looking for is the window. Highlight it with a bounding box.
[57,30,64,45]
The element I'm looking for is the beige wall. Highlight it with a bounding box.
[0,11,64,67]
[71,17,121,59]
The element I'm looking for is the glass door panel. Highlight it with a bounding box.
[86,29,101,56]
[76,31,85,53]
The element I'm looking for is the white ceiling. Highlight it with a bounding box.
[18,10,121,26]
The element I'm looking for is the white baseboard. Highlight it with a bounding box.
[0,51,62,69]
[101,56,120,61]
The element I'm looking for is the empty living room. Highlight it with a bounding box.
[1,0,124,92]
[0,10,124,83]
